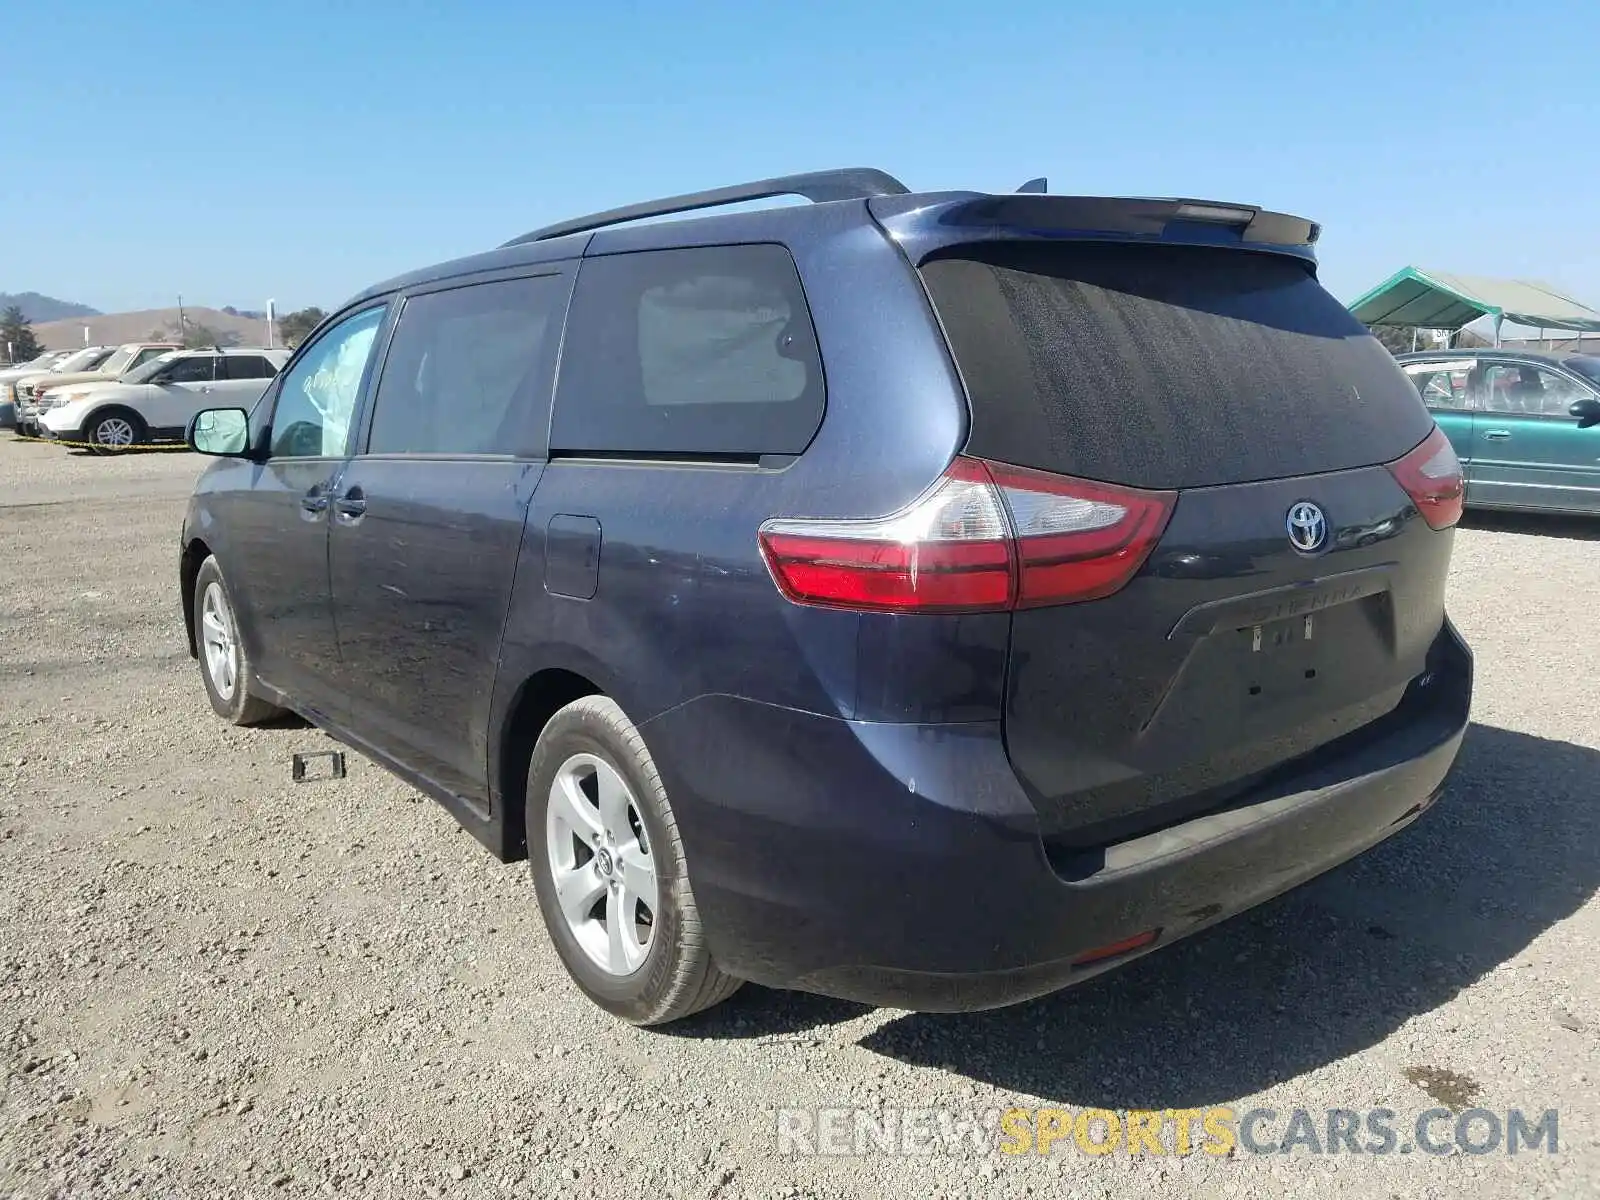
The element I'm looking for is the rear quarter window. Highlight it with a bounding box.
[920,242,1433,489]
[551,244,824,457]
[222,355,278,381]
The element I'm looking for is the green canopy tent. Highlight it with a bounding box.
[1348,266,1600,348]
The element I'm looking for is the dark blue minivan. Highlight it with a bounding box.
[179,169,1473,1024]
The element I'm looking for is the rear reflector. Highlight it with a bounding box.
[1386,425,1464,530]
[1071,929,1160,967]
[759,457,1174,613]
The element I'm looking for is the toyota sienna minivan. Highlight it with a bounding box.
[179,168,1472,1025]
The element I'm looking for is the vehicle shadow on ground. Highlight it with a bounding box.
[849,722,1599,1107]
[1461,509,1600,541]
[258,712,313,731]
[665,985,873,1039]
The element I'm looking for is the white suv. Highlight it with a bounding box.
[39,348,289,451]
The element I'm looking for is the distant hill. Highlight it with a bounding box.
[31,306,275,350]
[0,292,101,322]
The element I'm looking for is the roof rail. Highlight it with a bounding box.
[502,167,911,246]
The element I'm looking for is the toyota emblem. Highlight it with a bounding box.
[1286,501,1329,553]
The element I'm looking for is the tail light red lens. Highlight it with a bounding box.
[758,457,1175,613]
[985,461,1177,608]
[1387,425,1464,530]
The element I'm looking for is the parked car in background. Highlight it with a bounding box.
[1398,349,1600,515]
[11,346,116,435]
[6,348,101,432]
[16,341,179,433]
[0,350,72,428]
[39,347,287,451]
[177,168,1471,1027]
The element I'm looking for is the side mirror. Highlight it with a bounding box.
[188,408,252,457]
[1571,396,1600,429]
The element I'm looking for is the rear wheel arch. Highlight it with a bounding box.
[496,668,604,860]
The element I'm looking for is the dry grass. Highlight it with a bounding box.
[32,306,273,350]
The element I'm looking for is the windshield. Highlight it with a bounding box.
[99,346,138,375]
[51,347,109,373]
[1563,355,1600,386]
[122,351,183,384]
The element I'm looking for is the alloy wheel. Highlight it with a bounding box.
[200,582,239,700]
[93,417,136,447]
[545,753,659,976]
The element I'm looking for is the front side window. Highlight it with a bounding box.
[551,244,825,456]
[269,306,385,458]
[367,274,564,456]
[1482,363,1593,417]
[158,355,217,384]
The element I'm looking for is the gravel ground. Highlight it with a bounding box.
[0,438,1596,1199]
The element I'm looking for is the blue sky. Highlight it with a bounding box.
[6,0,1596,319]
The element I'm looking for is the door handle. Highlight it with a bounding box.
[335,485,367,521]
[300,486,329,516]
[1482,429,1511,441]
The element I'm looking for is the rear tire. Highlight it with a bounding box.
[193,556,282,726]
[84,408,145,454]
[526,695,742,1025]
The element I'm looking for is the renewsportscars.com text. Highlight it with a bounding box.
[775,1105,1559,1158]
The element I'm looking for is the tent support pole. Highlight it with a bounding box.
[1493,314,1503,348]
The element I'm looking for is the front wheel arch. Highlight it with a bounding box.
[192,554,282,726]
[181,537,213,658]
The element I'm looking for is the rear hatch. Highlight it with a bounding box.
[916,238,1451,847]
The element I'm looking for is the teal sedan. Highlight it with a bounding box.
[1397,350,1600,515]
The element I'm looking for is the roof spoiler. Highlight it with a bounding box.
[869,193,1321,263]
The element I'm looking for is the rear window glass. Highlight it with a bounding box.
[920,243,1433,489]
[551,245,823,457]
[1564,355,1600,386]
[222,355,278,381]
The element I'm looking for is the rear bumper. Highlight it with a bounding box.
[642,619,1471,1011]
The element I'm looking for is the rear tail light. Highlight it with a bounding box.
[758,457,1175,613]
[1387,425,1464,530]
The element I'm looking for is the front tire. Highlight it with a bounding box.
[84,408,145,454]
[193,556,282,726]
[527,696,741,1025]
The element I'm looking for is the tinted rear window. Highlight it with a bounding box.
[222,355,278,381]
[920,243,1432,489]
[1564,355,1600,386]
[551,245,824,457]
